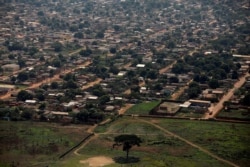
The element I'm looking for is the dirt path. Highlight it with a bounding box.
[74,124,98,156]
[159,60,177,74]
[86,117,239,167]
[81,78,102,90]
[170,79,193,100]
[170,86,187,100]
[72,112,239,167]
[136,118,239,167]
[118,103,134,115]
[205,72,250,119]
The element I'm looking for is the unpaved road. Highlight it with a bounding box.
[0,60,92,100]
[81,78,102,90]
[205,72,250,119]
[118,103,134,115]
[159,60,177,74]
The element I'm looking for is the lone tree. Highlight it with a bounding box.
[113,134,142,161]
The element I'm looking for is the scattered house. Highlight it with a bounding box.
[153,101,181,116]
[202,89,224,101]
[86,95,98,102]
[136,64,145,68]
[117,71,126,77]
[104,105,115,112]
[2,64,20,72]
[25,99,37,104]
[179,101,191,108]
[189,99,211,108]
[140,86,148,94]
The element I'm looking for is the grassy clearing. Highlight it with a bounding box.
[126,101,161,115]
[175,108,204,118]
[154,119,250,167]
[0,121,90,167]
[217,109,250,120]
[58,117,231,167]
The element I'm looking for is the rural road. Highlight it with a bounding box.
[205,72,250,119]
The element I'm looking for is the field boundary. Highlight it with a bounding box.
[59,133,94,159]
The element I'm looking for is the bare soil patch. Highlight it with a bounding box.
[80,156,114,167]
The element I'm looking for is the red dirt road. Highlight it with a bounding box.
[0,61,92,100]
[205,72,250,119]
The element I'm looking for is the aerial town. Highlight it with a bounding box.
[0,0,249,167]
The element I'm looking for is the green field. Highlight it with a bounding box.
[217,109,250,120]
[0,121,91,167]
[126,101,161,115]
[57,117,250,167]
[1,117,249,167]
[155,119,250,167]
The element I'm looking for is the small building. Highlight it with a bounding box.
[25,100,37,104]
[153,101,181,116]
[105,105,115,112]
[2,64,20,72]
[189,99,211,108]
[136,64,145,68]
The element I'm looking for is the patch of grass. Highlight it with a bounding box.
[217,109,250,120]
[155,119,250,167]
[126,101,161,115]
[176,108,204,118]
[58,118,231,167]
[0,121,90,167]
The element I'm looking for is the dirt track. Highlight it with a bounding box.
[0,60,92,100]
[205,72,250,119]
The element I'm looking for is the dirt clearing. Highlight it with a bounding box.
[80,156,114,167]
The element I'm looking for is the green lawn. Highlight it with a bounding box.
[126,101,161,115]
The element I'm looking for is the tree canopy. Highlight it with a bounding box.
[113,134,142,161]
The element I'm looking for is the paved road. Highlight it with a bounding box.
[205,72,250,119]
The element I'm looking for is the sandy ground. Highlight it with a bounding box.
[80,156,114,167]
